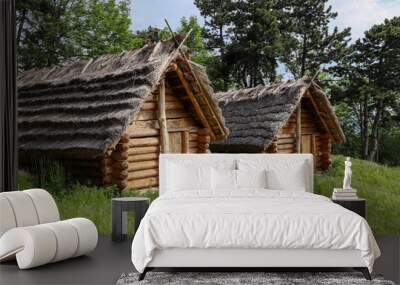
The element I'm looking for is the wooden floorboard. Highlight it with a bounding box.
[0,235,398,285]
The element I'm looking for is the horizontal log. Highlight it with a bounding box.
[136,109,191,121]
[301,127,318,133]
[277,144,295,150]
[277,137,295,144]
[146,93,178,102]
[189,133,198,141]
[112,160,129,170]
[140,101,185,111]
[276,133,294,139]
[116,179,128,190]
[128,169,158,180]
[278,149,295,154]
[189,141,198,148]
[103,175,113,185]
[112,169,129,180]
[120,133,129,143]
[129,137,160,147]
[280,128,295,134]
[198,143,209,150]
[189,147,198,153]
[128,152,158,162]
[129,128,159,138]
[127,177,158,190]
[198,135,211,144]
[197,128,209,136]
[103,158,113,167]
[115,143,129,152]
[129,118,195,131]
[111,151,128,161]
[128,160,158,172]
[102,166,113,176]
[128,146,159,155]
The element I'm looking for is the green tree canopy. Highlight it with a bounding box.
[17,0,141,71]
[196,0,287,89]
[331,17,400,162]
[281,0,351,78]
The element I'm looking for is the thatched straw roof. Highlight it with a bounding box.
[17,40,227,154]
[213,76,345,150]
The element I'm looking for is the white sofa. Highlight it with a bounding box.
[0,189,98,269]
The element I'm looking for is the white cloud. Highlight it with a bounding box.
[328,0,400,40]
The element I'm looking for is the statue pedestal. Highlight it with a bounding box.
[332,188,358,200]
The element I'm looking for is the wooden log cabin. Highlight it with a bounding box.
[211,76,345,170]
[17,39,228,190]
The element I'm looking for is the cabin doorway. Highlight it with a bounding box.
[301,134,314,154]
[168,131,189,153]
[301,134,317,168]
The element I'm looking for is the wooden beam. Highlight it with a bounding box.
[158,79,169,153]
[174,66,216,140]
[304,91,333,141]
[296,105,302,153]
[164,20,226,139]
[182,131,189,153]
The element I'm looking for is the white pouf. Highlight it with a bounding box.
[0,189,98,269]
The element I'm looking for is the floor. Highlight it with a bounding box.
[0,235,399,285]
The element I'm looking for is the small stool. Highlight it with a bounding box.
[111,197,150,242]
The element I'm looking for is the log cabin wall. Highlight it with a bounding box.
[111,85,209,191]
[269,98,332,170]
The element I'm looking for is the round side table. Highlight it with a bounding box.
[111,197,150,242]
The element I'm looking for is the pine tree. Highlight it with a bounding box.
[194,0,234,90]
[332,17,400,161]
[281,0,351,78]
[225,0,286,87]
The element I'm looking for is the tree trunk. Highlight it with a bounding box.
[368,99,384,161]
[300,34,307,77]
[219,24,228,91]
[16,9,27,47]
[361,93,369,160]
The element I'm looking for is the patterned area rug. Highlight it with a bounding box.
[116,272,396,285]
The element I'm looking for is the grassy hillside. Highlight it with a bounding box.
[18,155,399,235]
[315,155,400,235]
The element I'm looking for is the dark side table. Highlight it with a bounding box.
[112,197,150,242]
[332,198,366,218]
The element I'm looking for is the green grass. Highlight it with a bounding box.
[315,155,400,235]
[18,155,400,235]
[17,169,158,235]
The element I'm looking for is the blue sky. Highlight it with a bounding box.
[130,0,400,40]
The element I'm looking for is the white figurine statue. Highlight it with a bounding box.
[343,157,352,190]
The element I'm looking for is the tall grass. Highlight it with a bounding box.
[315,155,400,234]
[19,158,69,192]
[17,160,158,235]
